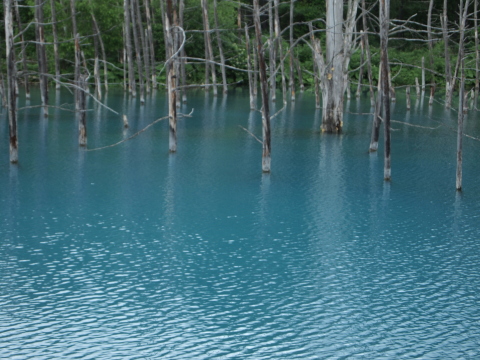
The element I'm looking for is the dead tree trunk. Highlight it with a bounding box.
[144,0,156,89]
[71,0,80,108]
[166,0,177,152]
[427,0,435,105]
[92,20,102,100]
[441,0,452,107]
[356,32,365,98]
[289,0,295,101]
[201,0,217,95]
[124,0,136,96]
[321,0,359,133]
[134,0,150,94]
[35,0,48,117]
[245,24,256,110]
[4,0,18,163]
[179,0,187,102]
[456,0,470,191]
[268,0,276,101]
[380,0,391,180]
[130,0,145,103]
[78,74,87,146]
[362,0,375,106]
[475,0,479,101]
[309,22,323,109]
[14,0,30,97]
[91,11,108,92]
[213,0,227,94]
[274,0,287,105]
[254,0,271,173]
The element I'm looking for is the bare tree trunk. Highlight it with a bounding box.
[406,86,411,110]
[179,0,187,102]
[71,0,80,108]
[274,0,287,105]
[213,0,227,94]
[130,0,145,103]
[35,0,48,117]
[144,0,156,89]
[134,0,150,94]
[93,20,102,100]
[296,57,304,92]
[475,0,479,101]
[166,0,177,152]
[254,0,271,173]
[441,0,452,107]
[362,0,375,106]
[4,0,18,163]
[78,73,87,146]
[289,0,295,101]
[14,0,30,97]
[268,0,276,101]
[369,90,381,152]
[356,32,365,98]
[201,0,216,95]
[91,11,108,92]
[253,35,258,96]
[124,0,136,96]
[380,0,391,180]
[421,56,425,93]
[245,24,256,110]
[427,0,435,105]
[456,0,470,191]
[309,22,323,109]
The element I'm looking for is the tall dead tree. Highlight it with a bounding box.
[380,0,391,180]
[14,0,30,97]
[456,0,470,191]
[134,0,150,94]
[144,0,156,89]
[35,0,48,117]
[475,0,479,100]
[427,0,435,105]
[289,0,295,101]
[201,0,217,95]
[213,0,228,94]
[320,0,360,132]
[4,0,18,163]
[92,20,102,100]
[253,0,271,173]
[268,0,276,101]
[361,0,375,106]
[165,0,178,152]
[91,10,109,92]
[130,0,145,103]
[245,24,256,110]
[274,0,287,105]
[124,0,136,96]
[441,0,452,107]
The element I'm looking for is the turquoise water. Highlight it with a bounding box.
[1,88,480,359]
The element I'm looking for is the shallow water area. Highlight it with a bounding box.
[1,87,480,359]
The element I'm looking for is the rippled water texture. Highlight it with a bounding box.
[1,88,480,359]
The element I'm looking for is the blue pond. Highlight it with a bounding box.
[1,88,480,359]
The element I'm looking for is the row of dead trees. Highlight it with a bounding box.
[2,0,477,189]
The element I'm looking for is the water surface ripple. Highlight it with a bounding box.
[1,89,480,359]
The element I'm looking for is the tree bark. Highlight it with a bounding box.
[253,0,271,173]
[124,0,136,96]
[245,24,256,110]
[4,0,18,163]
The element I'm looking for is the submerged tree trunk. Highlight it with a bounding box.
[124,0,136,96]
[213,0,227,94]
[130,0,145,103]
[93,20,102,100]
[134,0,150,94]
[380,0,391,180]
[71,0,80,108]
[78,74,87,146]
[321,0,359,133]
[245,24,256,110]
[35,0,48,117]
[309,22,323,109]
[14,0,30,97]
[274,0,287,105]
[427,0,435,105]
[456,0,470,191]
[362,0,375,106]
[289,0,295,101]
[253,0,271,173]
[91,11,108,92]
[166,0,177,152]
[144,0,156,90]
[4,0,17,163]
[201,0,216,95]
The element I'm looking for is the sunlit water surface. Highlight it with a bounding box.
[1,88,480,359]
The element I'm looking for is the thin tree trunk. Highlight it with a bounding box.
[456,0,470,191]
[253,35,258,96]
[441,0,452,107]
[245,24,255,110]
[166,0,177,152]
[78,73,87,146]
[421,56,425,93]
[91,11,108,91]
[427,0,435,105]
[213,0,227,94]
[362,0,374,106]
[356,32,365,98]
[93,20,102,100]
[309,22,323,109]
[406,86,411,110]
[179,0,187,102]
[274,0,287,105]
[130,0,145,103]
[124,0,136,96]
[134,0,150,94]
[415,77,420,96]
[254,0,271,173]
[71,0,80,108]
[144,0,156,89]
[475,0,479,100]
[14,0,30,96]
[296,57,304,92]
[4,0,18,163]
[35,0,48,117]
[289,0,295,101]
[380,0,391,180]
[201,0,216,95]
[269,0,276,101]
